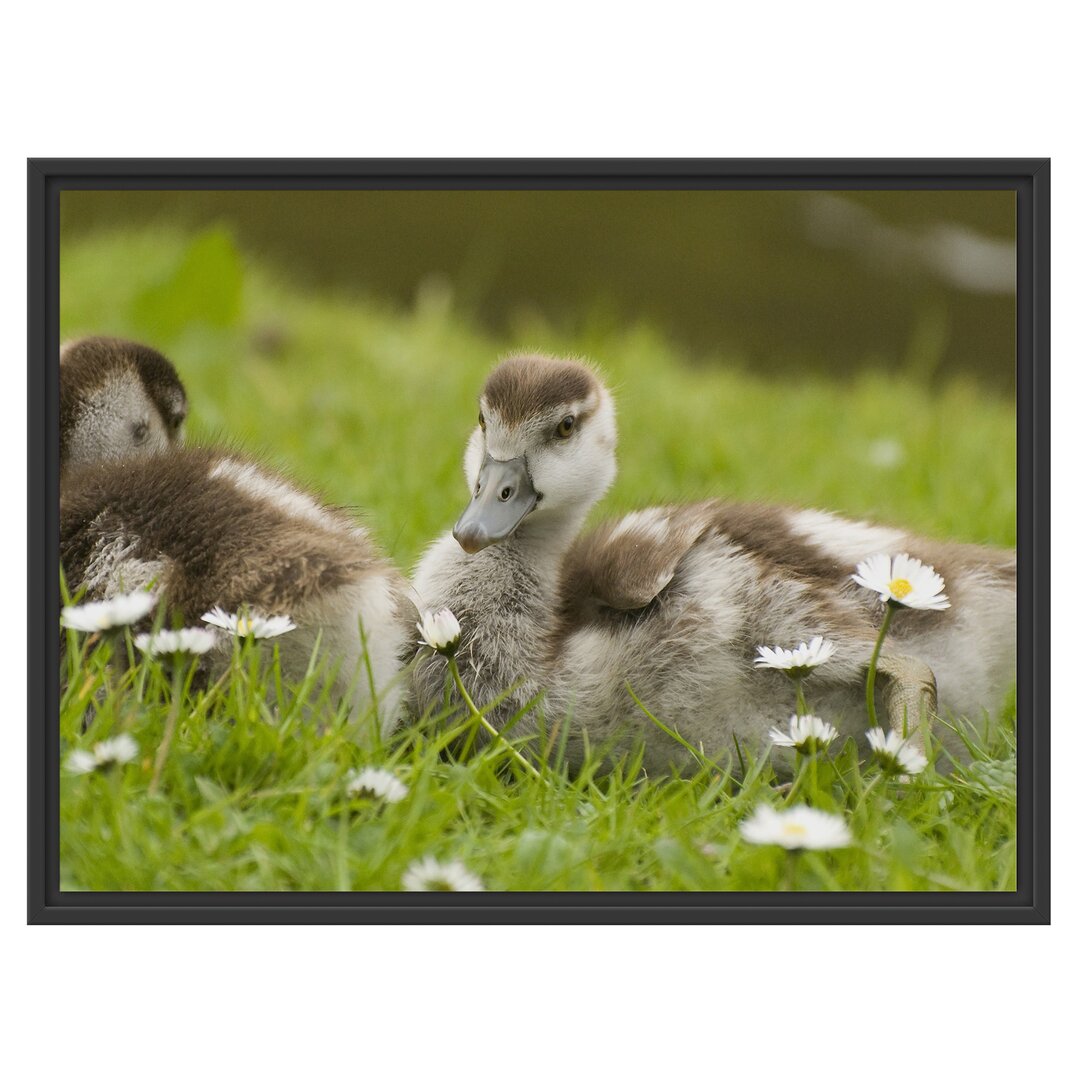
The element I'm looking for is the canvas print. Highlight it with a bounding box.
[57,187,1017,893]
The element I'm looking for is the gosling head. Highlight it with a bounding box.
[454,353,617,554]
[60,336,188,471]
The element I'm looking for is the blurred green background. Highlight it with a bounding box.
[58,191,1018,896]
[62,189,1015,386]
[59,190,1016,568]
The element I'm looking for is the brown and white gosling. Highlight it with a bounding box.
[60,345,413,734]
[411,353,1016,772]
[60,336,188,472]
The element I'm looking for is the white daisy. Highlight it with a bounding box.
[417,608,462,655]
[866,727,929,776]
[739,804,852,851]
[201,606,297,639]
[852,553,949,611]
[60,591,157,632]
[754,636,836,677]
[65,733,139,774]
[402,855,484,892]
[768,714,839,755]
[134,627,218,658]
[346,766,409,804]
[66,749,99,775]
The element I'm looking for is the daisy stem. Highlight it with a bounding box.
[864,603,897,729]
[149,660,186,796]
[447,656,542,781]
[123,626,138,674]
[784,749,819,807]
[783,769,802,807]
[784,850,799,891]
[793,677,808,717]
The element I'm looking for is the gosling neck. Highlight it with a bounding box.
[503,504,590,577]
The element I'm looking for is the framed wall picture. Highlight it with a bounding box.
[28,158,1049,923]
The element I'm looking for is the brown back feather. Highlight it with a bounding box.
[557,498,1014,644]
[61,448,394,620]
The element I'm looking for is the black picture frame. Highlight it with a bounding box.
[28,158,1050,924]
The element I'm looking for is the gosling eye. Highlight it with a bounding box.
[555,415,576,439]
[478,412,486,432]
[132,420,150,444]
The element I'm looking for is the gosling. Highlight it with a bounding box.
[60,338,413,733]
[412,353,1015,772]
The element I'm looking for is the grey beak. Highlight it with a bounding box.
[453,454,538,554]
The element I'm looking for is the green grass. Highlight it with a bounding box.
[58,226,1017,892]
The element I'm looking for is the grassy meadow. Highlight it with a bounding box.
[58,226,1017,892]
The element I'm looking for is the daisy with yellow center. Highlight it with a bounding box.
[852,553,949,728]
[201,607,297,639]
[852,553,949,611]
[738,804,852,851]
